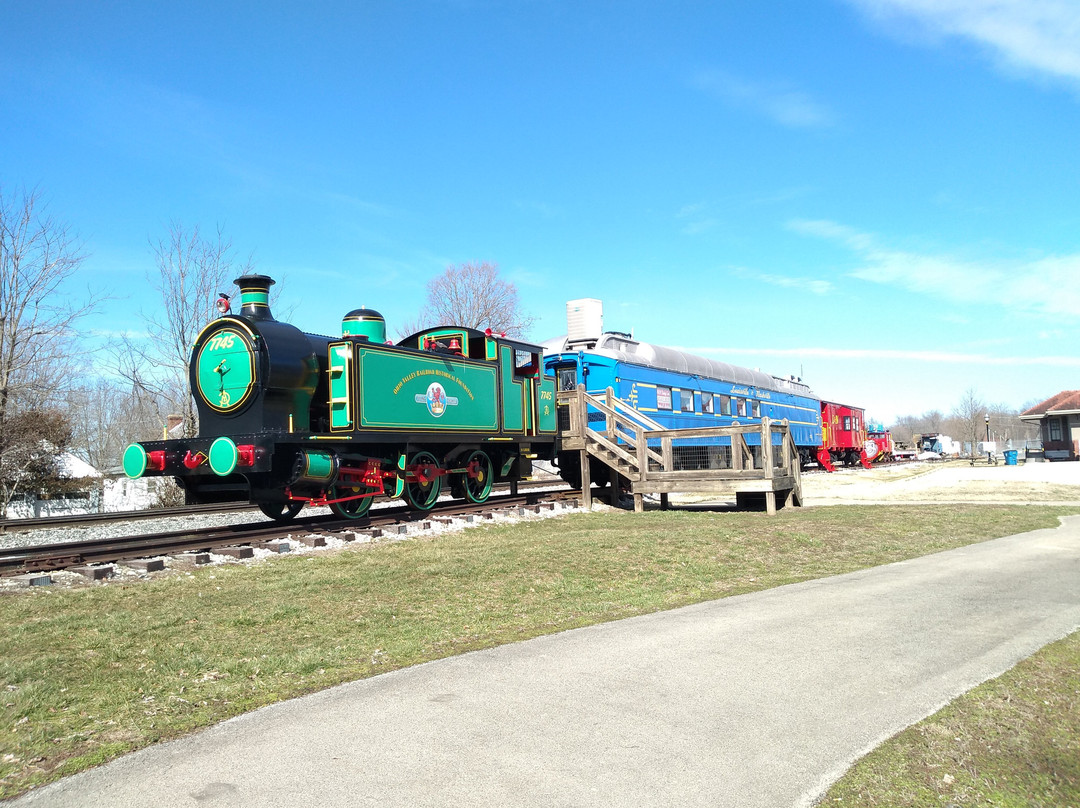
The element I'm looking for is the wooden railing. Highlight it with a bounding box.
[556,386,802,514]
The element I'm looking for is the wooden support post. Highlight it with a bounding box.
[634,493,643,512]
[762,417,774,480]
[636,426,649,482]
[780,419,792,471]
[660,493,669,510]
[575,384,586,438]
[766,491,777,516]
[605,387,616,441]
[579,447,592,509]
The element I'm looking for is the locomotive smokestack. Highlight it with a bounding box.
[234,274,276,320]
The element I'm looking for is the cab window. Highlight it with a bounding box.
[514,349,539,377]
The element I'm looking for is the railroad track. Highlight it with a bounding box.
[0,501,260,534]
[0,479,568,535]
[0,490,578,578]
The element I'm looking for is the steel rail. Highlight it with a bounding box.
[0,479,567,535]
[0,502,260,535]
[0,491,572,577]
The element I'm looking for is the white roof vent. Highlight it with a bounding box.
[566,298,603,344]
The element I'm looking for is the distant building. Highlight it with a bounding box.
[4,454,173,519]
[5,452,102,519]
[1019,391,1080,461]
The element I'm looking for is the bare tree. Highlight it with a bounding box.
[117,222,248,436]
[64,378,168,471]
[401,261,536,339]
[986,402,1038,448]
[921,409,944,434]
[951,387,988,456]
[891,401,1038,452]
[0,186,100,516]
[0,408,82,515]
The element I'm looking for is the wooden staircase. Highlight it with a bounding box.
[557,386,803,515]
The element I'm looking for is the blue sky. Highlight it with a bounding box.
[4,0,1079,424]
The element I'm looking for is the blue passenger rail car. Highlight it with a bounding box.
[542,332,822,486]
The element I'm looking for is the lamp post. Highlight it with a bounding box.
[985,414,991,464]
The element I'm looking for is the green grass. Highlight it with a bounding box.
[0,504,1076,799]
[822,628,1080,807]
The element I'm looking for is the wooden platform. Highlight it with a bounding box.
[557,387,803,515]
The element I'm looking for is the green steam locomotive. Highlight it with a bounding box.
[122,274,558,521]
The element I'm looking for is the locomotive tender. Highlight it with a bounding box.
[122,274,558,520]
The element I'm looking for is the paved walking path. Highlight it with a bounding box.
[13,516,1080,807]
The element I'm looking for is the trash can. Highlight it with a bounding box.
[1004,450,1018,466]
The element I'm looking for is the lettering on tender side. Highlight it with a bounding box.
[393,369,475,400]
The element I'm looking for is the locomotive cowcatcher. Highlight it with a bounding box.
[122,274,558,521]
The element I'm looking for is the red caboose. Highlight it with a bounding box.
[818,401,870,470]
[865,423,894,463]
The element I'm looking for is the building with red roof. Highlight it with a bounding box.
[1019,391,1080,460]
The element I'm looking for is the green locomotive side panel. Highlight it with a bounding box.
[499,345,525,433]
[328,342,354,430]
[357,347,499,431]
[537,374,557,433]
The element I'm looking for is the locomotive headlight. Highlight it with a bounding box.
[193,323,257,412]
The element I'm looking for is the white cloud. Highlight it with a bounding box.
[731,267,833,296]
[845,0,1080,85]
[693,70,834,128]
[788,218,1080,318]
[676,202,720,235]
[513,200,563,219]
[679,344,1080,367]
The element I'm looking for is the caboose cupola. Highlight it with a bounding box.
[235,274,276,320]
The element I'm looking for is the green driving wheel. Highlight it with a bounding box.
[463,450,493,504]
[329,485,374,519]
[405,451,442,511]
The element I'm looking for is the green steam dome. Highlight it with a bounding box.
[342,308,386,342]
